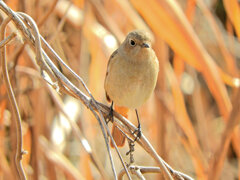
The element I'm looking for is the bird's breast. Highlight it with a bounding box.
[105,55,159,108]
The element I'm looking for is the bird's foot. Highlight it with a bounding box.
[106,102,114,124]
[133,123,142,142]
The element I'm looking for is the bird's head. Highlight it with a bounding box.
[121,30,153,61]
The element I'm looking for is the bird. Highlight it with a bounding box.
[104,30,159,147]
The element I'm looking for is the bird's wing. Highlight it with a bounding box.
[104,49,118,102]
[105,49,118,77]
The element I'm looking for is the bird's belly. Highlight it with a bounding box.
[105,61,158,108]
[114,80,153,108]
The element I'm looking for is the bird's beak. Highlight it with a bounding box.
[141,43,150,48]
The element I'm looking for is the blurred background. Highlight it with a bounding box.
[0,0,240,179]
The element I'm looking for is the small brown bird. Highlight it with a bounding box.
[104,30,159,147]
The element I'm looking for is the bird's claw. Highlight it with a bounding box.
[106,102,114,124]
[133,124,142,142]
[106,110,113,124]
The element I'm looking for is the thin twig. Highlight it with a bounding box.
[0,17,26,180]
[0,32,16,48]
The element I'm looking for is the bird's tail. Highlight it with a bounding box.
[110,105,129,147]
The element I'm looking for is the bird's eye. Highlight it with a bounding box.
[129,39,136,46]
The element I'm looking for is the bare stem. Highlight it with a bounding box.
[0,17,26,180]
